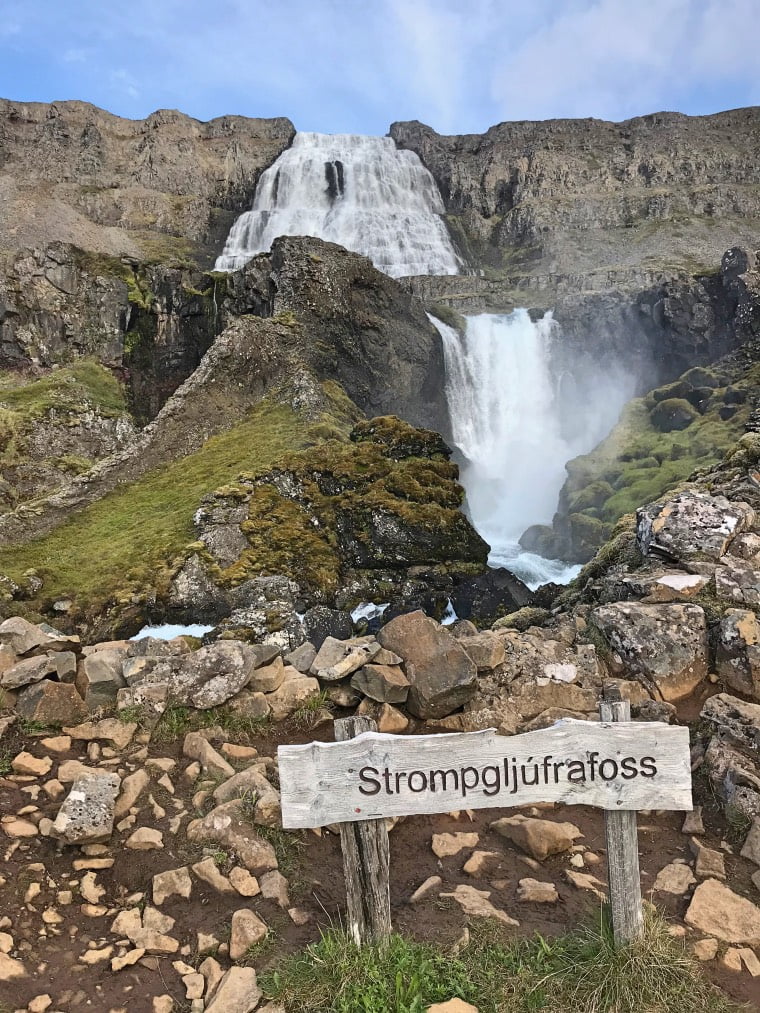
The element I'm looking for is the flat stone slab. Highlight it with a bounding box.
[51,771,121,844]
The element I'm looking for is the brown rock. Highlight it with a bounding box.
[516,878,559,903]
[11,751,52,776]
[126,828,163,850]
[685,879,760,944]
[377,610,476,718]
[458,632,506,670]
[247,656,285,694]
[653,862,696,895]
[351,663,410,703]
[15,680,88,725]
[153,866,192,905]
[439,884,518,926]
[491,815,582,861]
[186,800,278,873]
[432,832,479,858]
[205,966,262,1012]
[229,908,267,960]
[427,1002,479,1013]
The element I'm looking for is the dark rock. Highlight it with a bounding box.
[350,664,410,704]
[303,607,352,650]
[450,567,532,626]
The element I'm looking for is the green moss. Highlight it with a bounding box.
[650,397,698,433]
[426,303,466,334]
[0,399,308,613]
[493,606,551,631]
[0,361,128,420]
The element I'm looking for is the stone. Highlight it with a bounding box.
[285,641,316,674]
[229,690,271,720]
[682,807,705,835]
[691,839,726,879]
[112,948,145,972]
[50,651,77,681]
[739,947,760,976]
[685,879,760,943]
[409,875,441,903]
[153,998,174,1013]
[52,771,121,844]
[186,800,278,872]
[229,867,260,897]
[28,996,52,1013]
[11,751,52,776]
[716,610,760,698]
[40,734,71,753]
[183,732,235,778]
[267,676,320,720]
[427,1002,479,1013]
[378,610,477,718]
[462,851,502,876]
[589,602,708,701]
[170,642,260,708]
[491,815,582,861]
[247,656,285,694]
[126,827,164,850]
[192,858,235,894]
[310,636,380,681]
[80,872,106,904]
[741,818,760,866]
[716,560,760,607]
[205,966,262,1012]
[1,655,53,689]
[153,866,193,905]
[721,947,744,972]
[0,952,26,980]
[564,870,607,899]
[0,616,51,655]
[351,663,410,703]
[114,768,150,820]
[432,832,479,858]
[229,908,267,959]
[260,870,289,907]
[184,972,205,1000]
[325,683,362,708]
[75,650,127,710]
[458,632,506,670]
[440,884,519,926]
[653,862,696,894]
[376,702,409,733]
[2,817,37,837]
[692,938,719,961]
[517,878,559,903]
[63,718,137,750]
[637,491,754,563]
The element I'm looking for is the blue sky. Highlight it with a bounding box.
[1,0,758,134]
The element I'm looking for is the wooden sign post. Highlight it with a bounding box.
[279,698,692,949]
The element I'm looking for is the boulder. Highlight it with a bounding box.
[0,616,51,655]
[76,649,127,710]
[266,677,320,721]
[1,655,53,690]
[247,656,285,694]
[716,559,760,607]
[716,610,760,698]
[171,642,259,709]
[51,771,121,844]
[589,602,708,700]
[377,611,476,719]
[457,632,506,671]
[303,605,353,648]
[351,664,410,703]
[685,879,760,944]
[701,694,760,751]
[491,815,582,861]
[637,491,754,563]
[15,680,88,725]
[284,641,316,673]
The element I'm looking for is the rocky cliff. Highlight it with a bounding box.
[0,100,294,267]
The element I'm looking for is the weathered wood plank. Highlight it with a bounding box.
[278,719,692,829]
[334,716,392,946]
[600,687,644,945]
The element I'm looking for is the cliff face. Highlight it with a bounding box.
[0,100,295,267]
[391,109,760,284]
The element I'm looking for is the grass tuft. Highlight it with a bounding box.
[262,910,739,1013]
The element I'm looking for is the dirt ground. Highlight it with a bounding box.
[0,717,758,1013]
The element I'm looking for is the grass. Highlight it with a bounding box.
[151,703,273,744]
[0,360,128,419]
[0,749,11,775]
[255,825,306,882]
[262,912,740,1013]
[0,400,307,612]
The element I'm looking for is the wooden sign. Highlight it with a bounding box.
[278,718,692,829]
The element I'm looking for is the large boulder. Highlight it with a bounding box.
[716,611,760,699]
[377,610,476,718]
[637,490,754,563]
[589,602,708,701]
[685,879,760,944]
[15,679,88,724]
[76,649,127,710]
[170,642,259,709]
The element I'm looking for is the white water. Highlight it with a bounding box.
[215,132,461,278]
[131,623,214,641]
[435,310,632,589]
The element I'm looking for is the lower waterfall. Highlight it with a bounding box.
[435,310,631,589]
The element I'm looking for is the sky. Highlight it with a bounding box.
[1,0,758,135]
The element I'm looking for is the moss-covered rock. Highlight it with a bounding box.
[650,397,699,432]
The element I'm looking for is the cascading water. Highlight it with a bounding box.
[434,310,631,589]
[215,132,461,278]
